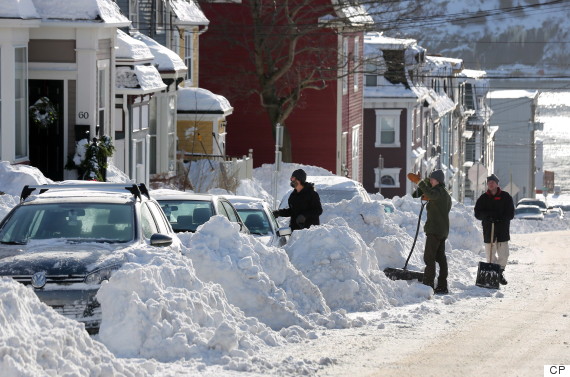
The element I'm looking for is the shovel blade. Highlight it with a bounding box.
[384,267,424,281]
[475,261,501,289]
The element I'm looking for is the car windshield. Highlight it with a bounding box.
[237,209,271,235]
[317,189,359,203]
[0,203,134,244]
[516,207,540,215]
[158,200,214,232]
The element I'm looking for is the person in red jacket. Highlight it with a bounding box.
[474,174,515,285]
[273,169,323,231]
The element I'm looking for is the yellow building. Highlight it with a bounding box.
[177,87,233,160]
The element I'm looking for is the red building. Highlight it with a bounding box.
[197,1,372,181]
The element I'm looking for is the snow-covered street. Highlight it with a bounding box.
[268,230,570,377]
[0,159,569,376]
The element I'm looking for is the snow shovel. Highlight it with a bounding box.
[475,222,501,289]
[383,200,426,282]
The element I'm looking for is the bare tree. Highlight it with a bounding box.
[199,0,420,161]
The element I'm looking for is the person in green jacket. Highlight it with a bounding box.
[408,169,452,294]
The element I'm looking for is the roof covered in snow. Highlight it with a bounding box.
[130,31,187,74]
[116,30,154,62]
[425,55,464,75]
[170,0,209,26]
[115,65,166,94]
[487,90,539,100]
[30,0,129,24]
[364,32,418,51]
[177,87,233,115]
[0,0,39,19]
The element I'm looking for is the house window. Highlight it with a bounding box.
[168,95,176,172]
[342,38,348,95]
[364,60,377,87]
[129,0,139,30]
[184,31,193,83]
[375,167,401,188]
[353,36,359,92]
[15,47,28,159]
[351,125,360,181]
[132,105,140,131]
[156,0,167,32]
[464,83,474,110]
[374,109,402,148]
[97,61,109,136]
[341,131,348,177]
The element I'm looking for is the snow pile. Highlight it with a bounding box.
[0,161,52,197]
[511,217,570,234]
[0,278,147,377]
[177,216,351,331]
[97,247,282,367]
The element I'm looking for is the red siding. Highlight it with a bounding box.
[198,2,364,175]
[362,108,407,197]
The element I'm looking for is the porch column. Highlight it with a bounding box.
[75,30,98,138]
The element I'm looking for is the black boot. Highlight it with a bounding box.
[499,269,508,285]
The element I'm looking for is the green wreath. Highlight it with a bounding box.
[29,97,58,129]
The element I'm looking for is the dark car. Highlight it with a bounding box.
[0,183,180,333]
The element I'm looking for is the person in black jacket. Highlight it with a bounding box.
[474,174,515,285]
[273,169,323,231]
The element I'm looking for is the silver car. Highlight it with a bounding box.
[227,195,292,247]
[0,183,180,333]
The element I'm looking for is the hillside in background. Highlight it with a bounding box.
[370,0,570,89]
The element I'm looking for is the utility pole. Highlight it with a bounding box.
[378,154,384,196]
[272,124,283,209]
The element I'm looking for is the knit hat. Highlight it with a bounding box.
[291,169,307,184]
[487,174,500,183]
[429,169,445,184]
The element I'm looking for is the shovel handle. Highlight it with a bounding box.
[403,200,427,270]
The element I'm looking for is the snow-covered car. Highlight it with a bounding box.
[279,175,371,208]
[514,205,544,220]
[153,189,249,234]
[545,206,564,219]
[0,183,180,333]
[226,195,292,247]
[516,198,547,213]
[379,200,396,214]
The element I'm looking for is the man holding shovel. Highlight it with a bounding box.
[474,174,515,285]
[408,170,452,294]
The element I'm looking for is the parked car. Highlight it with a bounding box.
[379,199,396,214]
[280,175,371,208]
[545,206,565,219]
[227,195,292,247]
[516,198,547,213]
[0,183,180,333]
[153,189,249,234]
[552,204,570,212]
[514,205,544,220]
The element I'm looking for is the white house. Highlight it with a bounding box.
[487,90,541,202]
[115,30,167,185]
[0,0,131,182]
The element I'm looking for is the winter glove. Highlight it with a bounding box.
[421,194,430,201]
[272,210,280,218]
[296,214,306,227]
[407,173,421,184]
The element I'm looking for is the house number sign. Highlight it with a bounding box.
[78,112,90,119]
